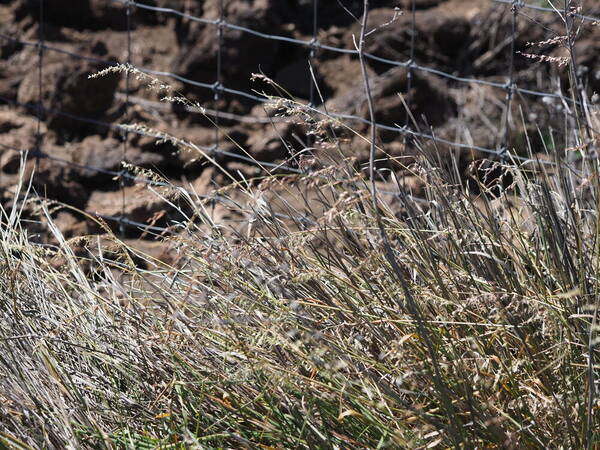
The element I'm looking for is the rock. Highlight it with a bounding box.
[271,0,405,33]
[14,0,94,29]
[0,69,21,101]
[189,163,259,192]
[0,150,24,174]
[67,135,164,188]
[246,120,306,162]
[171,1,409,107]
[122,237,179,266]
[467,4,547,75]
[274,59,332,101]
[0,0,592,256]
[346,7,472,74]
[13,0,161,30]
[223,161,263,182]
[466,158,514,198]
[140,124,249,173]
[33,157,89,209]
[395,173,428,198]
[173,0,282,108]
[0,115,164,203]
[86,184,177,236]
[0,113,92,208]
[16,54,119,137]
[569,24,600,93]
[327,67,456,142]
[0,29,32,101]
[0,111,45,153]
[0,28,22,59]
[48,210,90,239]
[317,55,370,98]
[397,0,446,8]
[88,0,164,30]
[190,167,217,196]
[207,203,247,232]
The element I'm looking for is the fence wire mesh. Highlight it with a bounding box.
[0,0,597,236]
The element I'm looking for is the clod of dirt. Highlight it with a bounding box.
[328,67,457,142]
[17,56,119,137]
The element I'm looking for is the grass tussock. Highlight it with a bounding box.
[1,129,600,448]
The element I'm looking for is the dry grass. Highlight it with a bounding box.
[1,124,600,448]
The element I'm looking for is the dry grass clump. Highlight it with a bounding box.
[1,128,599,448]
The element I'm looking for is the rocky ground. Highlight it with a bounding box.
[1,0,599,261]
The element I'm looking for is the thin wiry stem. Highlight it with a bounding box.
[356,1,463,445]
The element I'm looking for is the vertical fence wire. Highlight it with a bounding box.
[501,1,519,160]
[214,0,225,152]
[404,0,416,151]
[120,0,133,236]
[307,0,318,149]
[207,0,225,216]
[35,0,44,169]
[564,0,592,146]
[309,0,318,109]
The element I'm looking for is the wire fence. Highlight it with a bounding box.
[0,0,597,237]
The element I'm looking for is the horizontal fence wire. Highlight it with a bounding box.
[0,139,320,230]
[0,75,576,206]
[104,0,590,105]
[0,4,587,107]
[0,18,588,126]
[0,0,593,237]
[0,93,305,172]
[113,94,283,124]
[493,0,600,22]
[0,82,568,172]
[0,32,579,165]
[0,122,434,236]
